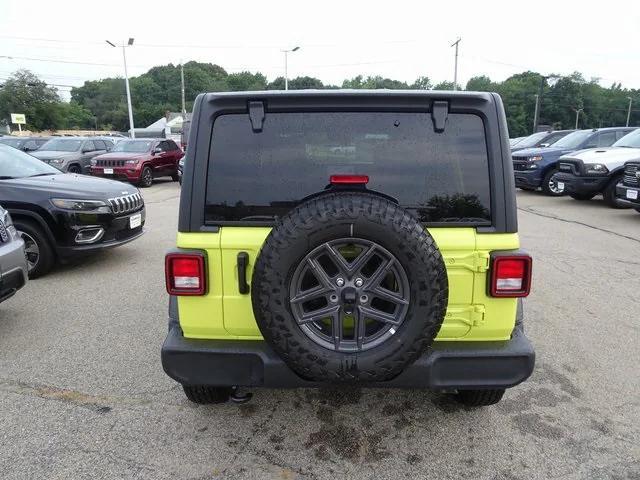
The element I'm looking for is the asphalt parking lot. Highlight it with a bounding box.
[1,182,638,480]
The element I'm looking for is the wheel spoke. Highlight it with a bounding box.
[348,245,377,276]
[298,305,340,325]
[369,286,409,306]
[363,257,395,290]
[354,307,366,350]
[331,311,342,350]
[359,305,402,326]
[306,257,334,289]
[290,285,331,304]
[323,243,350,275]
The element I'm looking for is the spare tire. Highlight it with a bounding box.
[251,192,448,383]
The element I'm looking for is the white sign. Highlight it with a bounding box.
[10,113,26,124]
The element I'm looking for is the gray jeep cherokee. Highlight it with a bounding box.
[0,206,28,303]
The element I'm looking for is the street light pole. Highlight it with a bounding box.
[532,74,559,133]
[450,38,461,91]
[573,108,584,129]
[626,97,633,127]
[181,63,186,115]
[282,46,300,90]
[107,38,135,138]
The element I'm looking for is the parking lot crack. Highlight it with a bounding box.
[518,206,640,245]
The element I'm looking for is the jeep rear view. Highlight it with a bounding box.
[162,90,534,407]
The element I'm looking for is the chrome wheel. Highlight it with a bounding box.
[548,173,564,194]
[17,230,39,273]
[289,238,410,353]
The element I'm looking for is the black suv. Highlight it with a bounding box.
[0,144,145,277]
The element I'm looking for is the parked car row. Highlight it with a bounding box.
[511,127,640,214]
[1,135,183,188]
[0,144,146,279]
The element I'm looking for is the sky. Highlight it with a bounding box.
[1,0,639,100]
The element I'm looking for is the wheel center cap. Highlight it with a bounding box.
[341,286,357,314]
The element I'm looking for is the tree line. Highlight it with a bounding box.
[1,62,638,137]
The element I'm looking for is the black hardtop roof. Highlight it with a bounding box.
[202,89,495,101]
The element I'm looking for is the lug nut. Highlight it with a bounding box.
[360,295,368,304]
[330,294,339,303]
[336,277,345,287]
[354,278,363,287]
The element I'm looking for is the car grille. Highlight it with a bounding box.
[0,220,7,243]
[513,163,528,171]
[512,155,530,162]
[623,163,639,187]
[108,193,144,215]
[97,159,126,167]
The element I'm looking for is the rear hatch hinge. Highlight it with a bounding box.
[446,305,486,327]
[451,251,490,273]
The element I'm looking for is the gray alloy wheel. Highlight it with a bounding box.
[547,173,564,194]
[289,238,410,353]
[140,166,153,188]
[17,230,39,273]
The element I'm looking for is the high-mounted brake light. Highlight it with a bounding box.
[490,254,532,297]
[330,174,369,185]
[165,253,206,295]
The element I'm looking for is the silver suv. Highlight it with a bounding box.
[30,137,113,174]
[0,206,28,303]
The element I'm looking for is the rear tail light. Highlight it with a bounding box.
[489,254,532,297]
[330,174,369,185]
[165,253,206,295]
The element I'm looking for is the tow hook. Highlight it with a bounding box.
[229,387,253,404]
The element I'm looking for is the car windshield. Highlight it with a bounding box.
[514,131,549,148]
[0,145,61,179]
[612,129,640,148]
[552,130,593,149]
[0,138,25,148]
[112,140,154,153]
[40,138,83,152]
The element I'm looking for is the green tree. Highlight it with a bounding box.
[411,76,432,90]
[0,70,62,130]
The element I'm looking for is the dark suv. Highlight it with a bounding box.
[0,136,49,152]
[0,144,145,277]
[162,90,534,407]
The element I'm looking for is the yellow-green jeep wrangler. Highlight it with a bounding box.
[162,90,534,407]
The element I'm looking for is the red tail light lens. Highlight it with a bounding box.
[165,253,206,295]
[330,174,369,185]
[490,255,532,297]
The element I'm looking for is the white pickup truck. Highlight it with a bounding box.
[554,128,640,207]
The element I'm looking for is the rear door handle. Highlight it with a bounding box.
[237,252,250,294]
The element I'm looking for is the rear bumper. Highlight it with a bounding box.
[555,172,609,195]
[0,236,28,303]
[161,323,535,390]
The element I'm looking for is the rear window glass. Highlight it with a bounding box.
[205,112,491,224]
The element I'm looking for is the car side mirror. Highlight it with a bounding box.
[152,147,163,155]
[82,148,91,153]
[539,143,550,147]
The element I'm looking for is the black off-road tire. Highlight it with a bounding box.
[67,164,82,174]
[251,192,448,383]
[139,166,153,188]
[456,389,505,407]
[602,175,629,209]
[171,173,180,182]
[541,169,564,196]
[13,218,55,279]
[182,385,232,404]
[569,192,595,201]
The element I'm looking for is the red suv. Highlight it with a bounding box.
[90,139,184,187]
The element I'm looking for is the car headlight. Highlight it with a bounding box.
[529,156,544,162]
[51,198,111,213]
[51,158,64,164]
[584,163,609,175]
[90,159,98,166]
[125,159,138,165]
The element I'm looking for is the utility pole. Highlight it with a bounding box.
[180,63,186,115]
[626,97,633,127]
[532,94,540,133]
[450,38,461,91]
[573,108,584,129]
